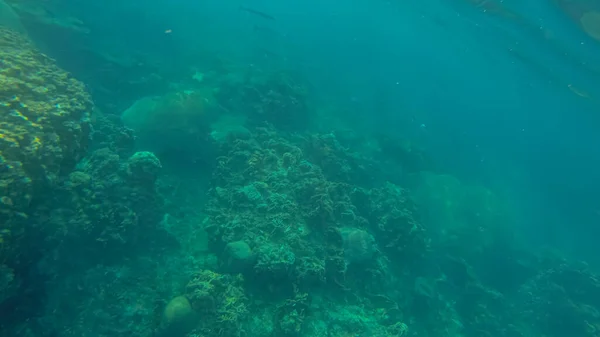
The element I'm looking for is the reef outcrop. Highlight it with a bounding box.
[0,26,92,303]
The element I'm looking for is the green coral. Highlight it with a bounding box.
[185,270,248,336]
[275,292,310,336]
[201,124,427,335]
[0,27,91,210]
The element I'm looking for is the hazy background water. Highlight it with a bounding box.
[20,0,600,260]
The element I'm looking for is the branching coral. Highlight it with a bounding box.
[184,269,248,336]
[275,291,310,336]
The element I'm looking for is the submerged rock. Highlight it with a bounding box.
[121,91,217,164]
[223,240,255,273]
[340,228,377,265]
[162,296,196,336]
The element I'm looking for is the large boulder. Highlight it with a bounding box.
[121,90,217,164]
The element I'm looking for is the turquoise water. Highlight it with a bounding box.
[1,0,600,336]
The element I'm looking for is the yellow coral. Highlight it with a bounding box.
[0,26,92,263]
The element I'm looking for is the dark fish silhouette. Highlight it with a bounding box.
[240,6,276,20]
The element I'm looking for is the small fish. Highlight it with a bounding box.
[240,6,276,20]
[164,29,172,34]
[567,84,590,98]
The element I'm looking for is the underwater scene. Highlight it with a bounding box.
[1,0,600,336]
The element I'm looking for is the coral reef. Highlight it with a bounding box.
[46,147,166,265]
[2,12,600,337]
[121,90,218,164]
[518,261,600,337]
[340,227,377,265]
[33,256,185,337]
[183,269,248,336]
[89,113,136,156]
[0,25,91,306]
[202,124,421,335]
[216,71,311,130]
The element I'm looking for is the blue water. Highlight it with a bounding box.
[3,0,600,336]
[102,0,597,263]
